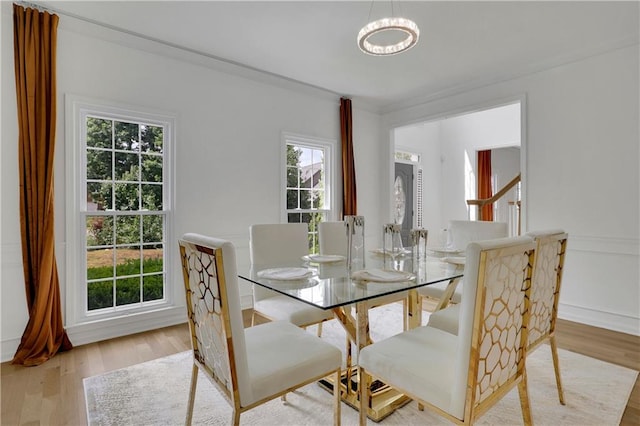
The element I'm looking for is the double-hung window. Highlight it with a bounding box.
[283,133,335,253]
[68,98,174,323]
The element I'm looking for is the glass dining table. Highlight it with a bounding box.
[239,252,463,421]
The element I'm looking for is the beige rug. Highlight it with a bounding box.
[84,304,637,425]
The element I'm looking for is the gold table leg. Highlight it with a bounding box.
[319,301,414,422]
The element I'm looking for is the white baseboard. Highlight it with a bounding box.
[1,337,21,363]
[0,306,188,363]
[558,302,640,336]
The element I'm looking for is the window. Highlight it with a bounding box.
[68,98,174,322]
[283,133,335,253]
[395,150,420,162]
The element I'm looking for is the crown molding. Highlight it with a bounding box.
[380,34,639,115]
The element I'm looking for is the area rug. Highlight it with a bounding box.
[84,304,637,425]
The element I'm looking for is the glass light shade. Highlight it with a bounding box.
[357,17,420,56]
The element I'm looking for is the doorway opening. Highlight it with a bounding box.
[392,100,523,241]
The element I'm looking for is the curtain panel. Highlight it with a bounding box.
[12,4,72,366]
[340,98,357,217]
[477,149,493,221]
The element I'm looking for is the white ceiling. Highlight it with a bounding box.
[40,1,639,112]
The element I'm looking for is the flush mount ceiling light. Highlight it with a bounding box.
[357,16,419,56]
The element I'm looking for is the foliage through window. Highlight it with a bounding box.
[84,115,167,312]
[284,136,333,253]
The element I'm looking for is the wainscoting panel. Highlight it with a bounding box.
[559,235,639,336]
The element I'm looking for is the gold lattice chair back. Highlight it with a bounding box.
[527,231,567,347]
[526,230,568,404]
[465,239,535,420]
[357,236,536,426]
[179,236,246,403]
[179,234,342,426]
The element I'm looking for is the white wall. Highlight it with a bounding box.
[0,5,387,361]
[384,45,640,335]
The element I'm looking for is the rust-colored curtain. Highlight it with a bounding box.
[12,4,72,366]
[477,149,493,221]
[340,97,357,216]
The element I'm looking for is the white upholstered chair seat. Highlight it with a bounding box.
[253,296,334,327]
[427,303,460,335]
[179,234,342,425]
[250,223,334,330]
[418,281,462,304]
[359,326,458,415]
[358,236,537,425]
[244,320,342,406]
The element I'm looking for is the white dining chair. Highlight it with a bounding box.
[427,229,569,405]
[250,223,334,333]
[358,236,536,425]
[318,221,349,256]
[179,234,342,426]
[420,220,508,309]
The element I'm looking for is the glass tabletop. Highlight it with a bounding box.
[238,253,464,310]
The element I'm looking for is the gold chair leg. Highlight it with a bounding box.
[334,369,342,426]
[185,363,198,426]
[281,394,287,402]
[251,310,257,327]
[317,321,323,337]
[517,370,533,426]
[358,367,370,426]
[232,409,240,426]
[550,335,566,405]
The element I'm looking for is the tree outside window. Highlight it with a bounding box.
[85,116,166,312]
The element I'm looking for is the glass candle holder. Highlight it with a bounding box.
[383,223,403,269]
[410,228,429,260]
[345,215,365,270]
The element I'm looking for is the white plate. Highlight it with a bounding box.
[370,248,412,256]
[351,268,415,283]
[442,256,466,266]
[427,247,465,256]
[302,254,346,263]
[257,267,314,281]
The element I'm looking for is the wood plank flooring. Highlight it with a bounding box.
[1,311,638,425]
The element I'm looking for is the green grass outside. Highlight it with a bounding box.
[87,258,164,310]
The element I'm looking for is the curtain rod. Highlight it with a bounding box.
[15,1,52,13]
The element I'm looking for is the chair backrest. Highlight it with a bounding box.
[179,234,252,406]
[318,221,348,256]
[526,230,568,350]
[450,236,536,420]
[249,223,309,301]
[448,220,508,251]
[249,223,309,264]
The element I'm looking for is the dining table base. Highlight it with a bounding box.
[318,367,412,422]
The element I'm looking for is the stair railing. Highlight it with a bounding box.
[466,173,521,234]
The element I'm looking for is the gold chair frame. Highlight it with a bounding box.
[359,240,536,425]
[527,232,568,405]
[180,239,341,426]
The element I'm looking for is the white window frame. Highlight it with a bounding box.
[281,132,337,235]
[65,95,176,328]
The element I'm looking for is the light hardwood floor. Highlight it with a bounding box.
[2,311,638,425]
